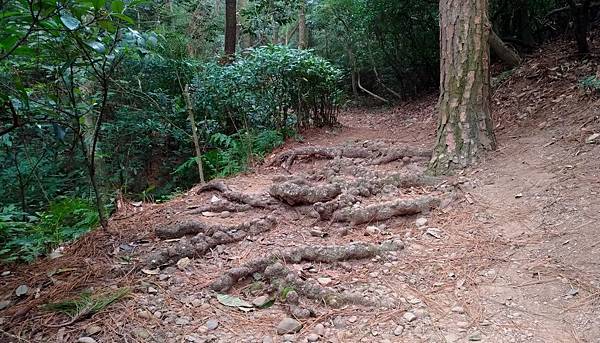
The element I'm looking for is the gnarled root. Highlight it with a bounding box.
[331,196,440,225]
[209,240,403,295]
[187,201,252,214]
[146,216,276,267]
[269,178,342,206]
[267,142,432,169]
[197,180,277,208]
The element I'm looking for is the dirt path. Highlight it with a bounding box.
[1,50,599,343]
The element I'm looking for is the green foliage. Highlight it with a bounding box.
[193,45,343,131]
[579,75,600,92]
[204,130,284,178]
[0,198,99,263]
[43,287,130,322]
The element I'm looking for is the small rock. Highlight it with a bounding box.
[0,300,10,310]
[210,195,220,203]
[138,310,152,319]
[347,316,358,323]
[393,325,404,336]
[158,274,170,281]
[333,316,346,329]
[191,298,203,307]
[206,319,219,330]
[1,271,10,277]
[290,306,311,319]
[402,311,417,322]
[175,317,190,325]
[253,295,271,307]
[586,133,600,144]
[85,325,102,335]
[133,328,150,339]
[262,336,274,343]
[177,257,191,270]
[77,337,97,343]
[307,333,320,342]
[425,228,442,239]
[282,334,296,342]
[416,218,428,227]
[366,226,380,235]
[15,284,28,297]
[310,228,328,238]
[317,277,332,286]
[277,318,302,335]
[147,286,158,294]
[153,311,163,318]
[201,211,218,217]
[515,193,523,199]
[312,323,325,336]
[468,331,482,341]
[451,306,465,314]
[285,290,299,304]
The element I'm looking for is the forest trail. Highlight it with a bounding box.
[2,45,600,343]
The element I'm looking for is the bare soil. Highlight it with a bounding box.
[1,41,600,343]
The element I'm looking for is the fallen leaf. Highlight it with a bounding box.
[142,268,160,275]
[217,294,253,312]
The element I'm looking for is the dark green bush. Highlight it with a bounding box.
[0,198,99,263]
[192,45,344,133]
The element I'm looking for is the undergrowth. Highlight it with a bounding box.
[0,198,99,263]
[43,288,130,325]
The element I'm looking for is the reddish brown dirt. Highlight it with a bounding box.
[1,41,600,343]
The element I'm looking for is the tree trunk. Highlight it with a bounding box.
[429,0,496,175]
[224,0,237,61]
[184,85,205,185]
[298,0,307,49]
[568,0,591,54]
[489,29,521,67]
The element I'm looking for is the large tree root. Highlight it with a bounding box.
[331,196,440,225]
[186,200,252,214]
[269,178,342,206]
[156,216,275,239]
[209,240,403,307]
[267,142,432,169]
[146,216,276,267]
[197,181,277,208]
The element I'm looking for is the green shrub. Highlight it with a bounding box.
[192,45,344,133]
[0,198,99,263]
[579,75,600,92]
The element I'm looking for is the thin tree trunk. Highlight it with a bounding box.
[348,46,358,97]
[567,0,591,54]
[489,29,521,67]
[429,0,496,175]
[184,85,205,185]
[224,0,237,61]
[298,0,307,49]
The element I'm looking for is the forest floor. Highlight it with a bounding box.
[1,41,600,343]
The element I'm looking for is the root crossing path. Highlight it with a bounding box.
[4,100,600,343]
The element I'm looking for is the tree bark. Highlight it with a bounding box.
[429,0,496,175]
[298,0,307,49]
[489,29,521,67]
[224,0,237,61]
[184,85,205,184]
[567,0,591,54]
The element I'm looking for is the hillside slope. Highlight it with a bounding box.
[1,40,599,343]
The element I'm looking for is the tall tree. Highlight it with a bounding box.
[224,0,237,60]
[298,0,307,49]
[429,0,496,175]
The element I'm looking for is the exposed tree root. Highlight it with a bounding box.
[209,240,403,307]
[267,142,432,169]
[331,196,440,225]
[147,216,276,267]
[197,180,278,208]
[269,178,342,206]
[187,201,252,214]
